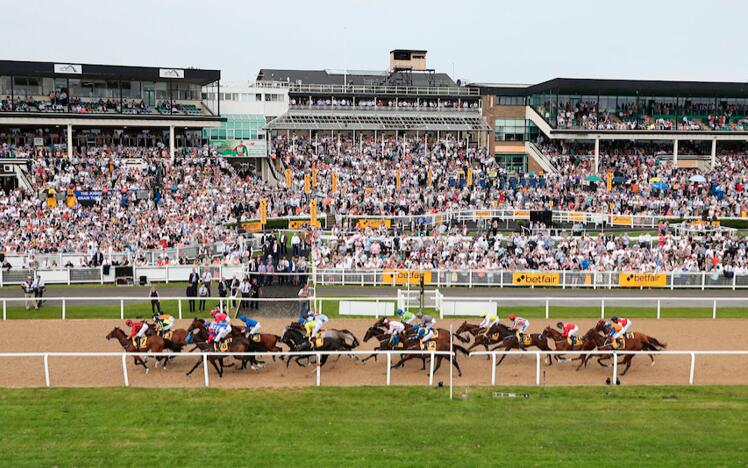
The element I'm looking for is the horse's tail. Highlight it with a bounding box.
[647,336,667,349]
[339,329,360,348]
[452,344,471,356]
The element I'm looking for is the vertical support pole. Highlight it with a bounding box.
[169,125,175,158]
[657,299,661,320]
[710,138,716,169]
[62,298,66,320]
[2,299,5,320]
[673,139,678,165]
[44,353,50,387]
[67,123,73,158]
[545,299,549,320]
[316,353,321,386]
[712,299,717,319]
[535,352,541,386]
[386,353,391,385]
[203,354,209,387]
[612,352,618,384]
[428,351,435,386]
[689,352,696,385]
[449,325,454,400]
[178,299,182,319]
[594,137,600,173]
[701,273,705,291]
[491,353,496,385]
[601,299,605,319]
[120,299,124,320]
[122,353,129,387]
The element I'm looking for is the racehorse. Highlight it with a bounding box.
[583,328,659,375]
[106,327,166,373]
[390,329,469,377]
[288,329,360,368]
[144,321,190,355]
[227,324,284,368]
[184,318,253,378]
[593,320,667,349]
[544,326,600,365]
[361,324,425,368]
[465,323,515,357]
[489,329,553,366]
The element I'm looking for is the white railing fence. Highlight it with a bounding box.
[2,293,748,321]
[469,350,748,386]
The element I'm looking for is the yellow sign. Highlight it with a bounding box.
[467,167,473,186]
[619,273,667,288]
[475,210,492,218]
[396,170,401,189]
[304,173,311,194]
[427,168,433,187]
[312,168,318,188]
[512,272,560,286]
[331,171,339,193]
[285,168,292,189]
[606,172,613,192]
[356,219,392,229]
[259,198,267,225]
[241,221,263,233]
[568,212,586,222]
[611,215,633,226]
[383,270,433,285]
[289,219,321,229]
[515,210,530,219]
[310,200,317,225]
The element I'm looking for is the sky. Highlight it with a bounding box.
[2,0,747,84]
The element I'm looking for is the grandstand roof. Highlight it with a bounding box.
[526,78,748,98]
[257,69,456,87]
[0,60,219,84]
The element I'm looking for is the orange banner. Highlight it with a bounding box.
[383,270,432,285]
[304,174,311,194]
[612,215,633,226]
[285,168,292,189]
[289,219,321,229]
[357,219,392,229]
[512,272,560,286]
[241,221,263,233]
[259,198,267,225]
[619,273,667,288]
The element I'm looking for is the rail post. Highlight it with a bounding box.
[121,353,129,387]
[120,299,124,320]
[491,353,496,385]
[43,353,50,387]
[2,299,5,320]
[612,351,618,384]
[178,299,182,319]
[689,352,696,384]
[535,352,541,385]
[428,351,435,386]
[62,298,66,320]
[449,325,453,400]
[712,300,717,319]
[657,299,661,319]
[601,299,605,319]
[202,354,209,387]
[316,353,321,386]
[545,299,549,320]
[386,352,391,385]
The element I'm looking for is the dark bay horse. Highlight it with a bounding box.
[489,329,553,366]
[106,327,166,373]
[583,328,658,375]
[390,329,469,377]
[184,318,253,377]
[361,324,425,367]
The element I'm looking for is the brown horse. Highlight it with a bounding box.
[594,320,667,349]
[106,327,166,373]
[465,323,514,357]
[184,318,253,377]
[144,321,190,354]
[544,326,599,366]
[361,324,425,367]
[390,329,468,377]
[583,328,658,375]
[489,329,553,366]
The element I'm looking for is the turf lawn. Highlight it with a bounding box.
[0,386,746,466]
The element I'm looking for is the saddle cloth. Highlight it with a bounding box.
[420,341,438,351]
[132,336,148,348]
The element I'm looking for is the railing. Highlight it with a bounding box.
[0,349,455,397]
[469,350,748,386]
[315,269,747,290]
[288,104,481,113]
[3,293,748,320]
[288,83,479,97]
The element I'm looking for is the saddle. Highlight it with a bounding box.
[624,332,635,340]
[132,336,148,349]
[314,333,325,348]
[245,333,262,343]
[491,332,502,341]
[420,341,438,351]
[214,337,232,353]
[161,330,174,341]
[566,336,582,350]
[516,333,532,346]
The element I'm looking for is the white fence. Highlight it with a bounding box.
[469,350,748,386]
[0,349,456,397]
[2,293,748,320]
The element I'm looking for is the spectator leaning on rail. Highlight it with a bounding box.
[21,275,37,310]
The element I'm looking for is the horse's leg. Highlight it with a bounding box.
[495,343,513,366]
[186,357,203,376]
[210,358,223,378]
[451,355,462,377]
[620,355,634,376]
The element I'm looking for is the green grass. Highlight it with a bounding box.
[4,299,228,320]
[0,386,746,466]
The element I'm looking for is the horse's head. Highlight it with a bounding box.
[373,317,386,328]
[363,326,384,343]
[456,321,472,335]
[106,327,123,341]
[594,320,607,331]
[187,317,205,333]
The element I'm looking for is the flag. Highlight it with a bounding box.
[467,167,473,186]
[310,199,317,225]
[304,173,310,194]
[285,168,292,189]
[332,171,339,193]
[396,170,401,189]
[259,198,267,225]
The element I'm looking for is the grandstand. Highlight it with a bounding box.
[476,78,748,173]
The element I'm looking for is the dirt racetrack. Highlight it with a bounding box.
[0,318,746,387]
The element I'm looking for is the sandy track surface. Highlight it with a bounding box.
[0,318,746,388]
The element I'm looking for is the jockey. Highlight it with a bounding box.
[304,317,317,338]
[309,313,328,339]
[557,321,579,347]
[238,315,261,335]
[208,310,231,343]
[382,317,406,346]
[507,314,530,340]
[604,321,624,349]
[395,308,418,326]
[479,311,500,334]
[416,312,436,328]
[416,324,434,344]
[153,313,175,336]
[125,319,148,344]
[611,316,631,336]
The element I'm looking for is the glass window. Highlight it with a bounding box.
[495,118,527,141]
